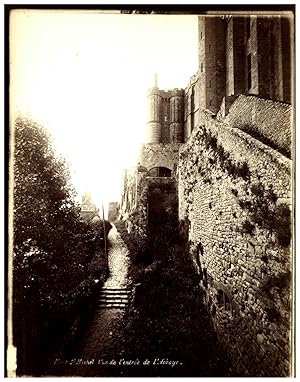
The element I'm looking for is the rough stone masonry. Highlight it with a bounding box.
[178,110,292,377]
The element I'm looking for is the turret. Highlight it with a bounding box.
[146,74,184,144]
[170,89,184,143]
[146,74,162,143]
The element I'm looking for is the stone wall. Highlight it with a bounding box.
[226,17,246,96]
[281,15,293,103]
[184,72,201,142]
[120,168,149,250]
[218,94,292,157]
[120,169,177,252]
[178,114,292,376]
[120,166,138,218]
[139,143,182,173]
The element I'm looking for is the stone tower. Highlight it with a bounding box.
[197,14,293,113]
[198,16,226,114]
[146,85,162,143]
[170,89,184,143]
[146,74,184,144]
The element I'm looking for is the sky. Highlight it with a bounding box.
[10,10,198,210]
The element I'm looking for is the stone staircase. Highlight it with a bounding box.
[98,288,132,309]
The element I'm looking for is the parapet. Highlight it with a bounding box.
[147,87,184,99]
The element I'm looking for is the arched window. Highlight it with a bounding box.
[148,167,171,177]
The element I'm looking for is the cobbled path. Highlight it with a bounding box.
[49,224,131,377]
[103,224,130,289]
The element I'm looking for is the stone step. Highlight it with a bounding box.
[100,295,130,298]
[99,298,129,303]
[98,304,127,309]
[98,302,128,308]
[99,294,129,298]
[98,287,132,309]
[100,289,131,293]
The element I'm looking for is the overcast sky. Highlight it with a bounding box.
[10,10,198,210]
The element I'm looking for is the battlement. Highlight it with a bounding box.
[147,87,184,98]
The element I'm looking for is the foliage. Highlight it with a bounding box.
[89,219,113,247]
[116,221,231,376]
[273,204,291,247]
[13,116,104,308]
[114,220,145,284]
[241,220,255,235]
[250,183,264,197]
[197,127,250,181]
[261,271,291,294]
[260,271,291,323]
[238,181,291,247]
[148,184,179,247]
[14,116,79,255]
[265,306,281,323]
[12,116,109,375]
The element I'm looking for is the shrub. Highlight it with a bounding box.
[239,200,252,210]
[216,144,226,161]
[226,160,239,178]
[265,306,281,322]
[241,219,255,235]
[273,204,291,247]
[210,135,218,149]
[260,255,268,263]
[265,188,278,204]
[251,182,264,197]
[261,271,291,294]
[238,161,250,180]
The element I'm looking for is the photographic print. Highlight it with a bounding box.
[7,5,295,377]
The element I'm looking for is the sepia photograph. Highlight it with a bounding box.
[6,5,295,377]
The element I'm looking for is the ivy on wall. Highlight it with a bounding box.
[180,125,291,249]
[237,181,291,248]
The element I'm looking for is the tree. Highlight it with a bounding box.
[13,117,79,253]
[12,116,111,375]
[12,116,108,374]
[13,116,107,304]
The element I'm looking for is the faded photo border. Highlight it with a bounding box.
[5,2,296,378]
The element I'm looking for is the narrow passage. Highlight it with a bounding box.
[47,225,231,377]
[49,224,131,377]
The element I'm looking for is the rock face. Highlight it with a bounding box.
[178,113,292,377]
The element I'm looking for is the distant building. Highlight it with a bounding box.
[108,202,119,222]
[80,192,99,220]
